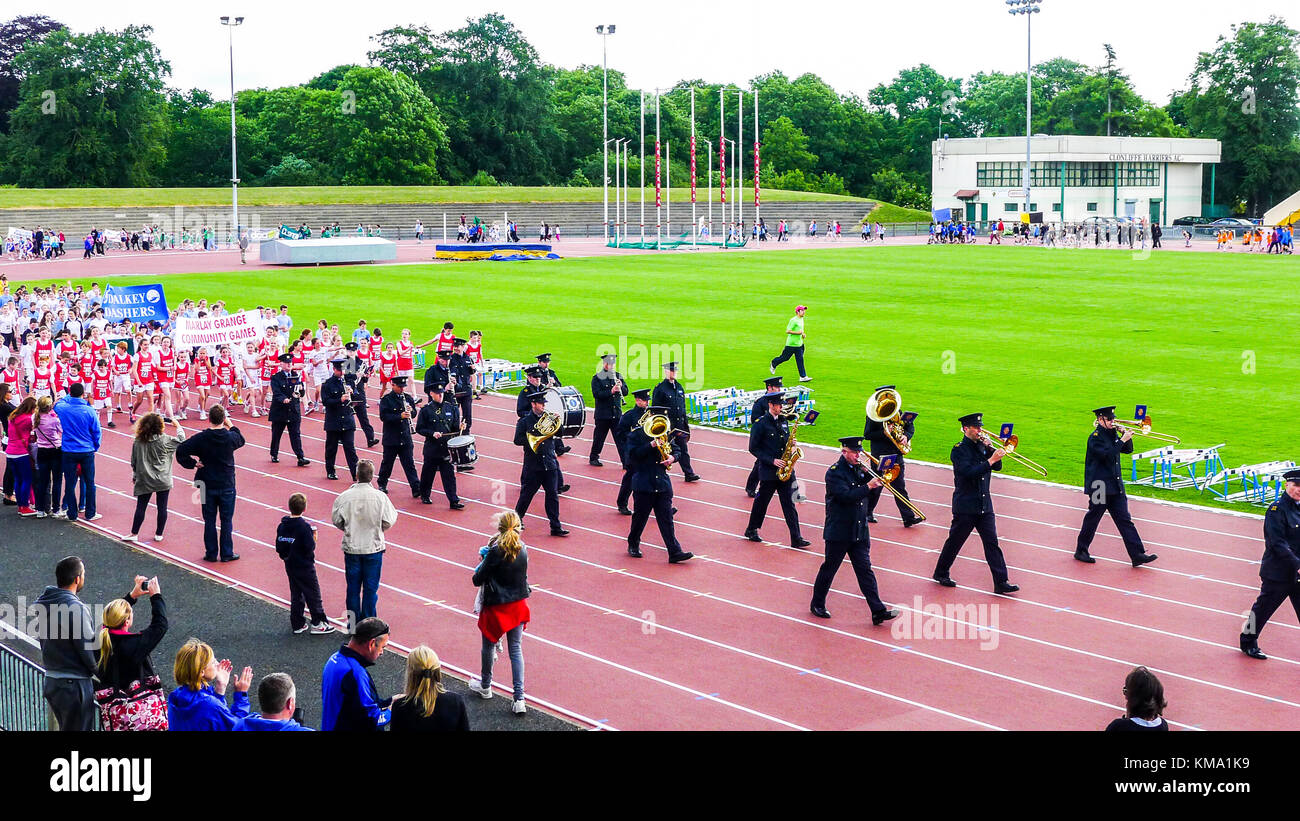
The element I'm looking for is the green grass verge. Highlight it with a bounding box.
[865,202,932,223]
[0,185,870,209]
[33,245,1295,516]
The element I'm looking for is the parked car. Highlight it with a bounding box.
[1210,218,1254,228]
[1172,215,1211,226]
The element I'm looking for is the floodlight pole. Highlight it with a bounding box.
[597,25,616,243]
[640,91,646,244]
[220,15,244,245]
[1007,0,1042,217]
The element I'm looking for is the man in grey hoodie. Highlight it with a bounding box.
[32,556,98,731]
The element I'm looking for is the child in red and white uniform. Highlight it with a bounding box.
[34,327,54,365]
[30,353,54,399]
[130,339,155,421]
[110,341,134,414]
[307,338,333,413]
[78,341,96,379]
[367,327,384,370]
[255,342,277,416]
[377,342,398,393]
[56,331,79,364]
[173,348,192,420]
[396,329,416,385]
[192,349,214,413]
[2,356,21,401]
[466,330,485,397]
[297,331,317,412]
[87,328,108,362]
[215,346,238,410]
[242,341,266,417]
[53,353,75,398]
[91,359,114,426]
[424,321,456,354]
[151,335,178,421]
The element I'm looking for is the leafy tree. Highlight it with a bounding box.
[0,15,65,133]
[761,115,817,173]
[331,66,447,184]
[262,154,333,186]
[307,64,363,91]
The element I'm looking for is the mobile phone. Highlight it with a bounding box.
[141,579,150,592]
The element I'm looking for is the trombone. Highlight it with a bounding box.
[979,430,1048,477]
[1110,415,1181,444]
[856,452,926,523]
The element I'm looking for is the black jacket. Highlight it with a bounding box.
[824,456,874,542]
[652,379,690,431]
[321,375,355,432]
[614,406,643,467]
[378,391,418,447]
[1260,495,1300,582]
[416,399,460,460]
[449,353,475,397]
[344,359,369,401]
[267,370,302,423]
[275,516,316,567]
[472,541,530,607]
[590,371,628,420]
[516,382,544,417]
[748,411,790,482]
[864,416,914,458]
[96,593,168,693]
[627,426,675,494]
[750,393,774,424]
[32,586,97,680]
[175,427,245,492]
[389,692,470,732]
[423,362,451,395]
[949,436,1001,515]
[538,366,561,388]
[514,411,558,475]
[1083,427,1132,496]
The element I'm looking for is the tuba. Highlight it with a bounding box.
[526,411,562,452]
[641,412,674,463]
[866,387,911,454]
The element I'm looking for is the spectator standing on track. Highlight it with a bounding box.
[1104,667,1168,731]
[6,395,36,514]
[175,404,245,563]
[95,575,169,731]
[332,459,398,623]
[56,382,101,522]
[31,395,63,518]
[321,617,394,731]
[238,230,249,265]
[125,412,185,543]
[32,556,98,730]
[1,383,18,505]
[469,510,531,715]
[277,491,336,635]
[389,645,470,732]
[235,673,312,731]
[769,304,811,383]
[167,639,253,731]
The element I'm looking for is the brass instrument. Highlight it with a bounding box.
[526,411,562,452]
[776,409,805,482]
[640,412,674,463]
[865,386,911,454]
[856,452,926,523]
[1110,415,1180,444]
[979,429,1048,476]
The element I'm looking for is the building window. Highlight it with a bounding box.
[1029,202,1038,211]
[1086,202,1098,212]
[1004,203,1019,212]
[1051,203,1062,212]
[977,161,1025,188]
[1116,161,1159,186]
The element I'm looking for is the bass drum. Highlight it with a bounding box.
[544,386,586,439]
[446,435,478,467]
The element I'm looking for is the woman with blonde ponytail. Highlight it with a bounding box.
[94,575,169,730]
[470,510,531,715]
[389,645,469,732]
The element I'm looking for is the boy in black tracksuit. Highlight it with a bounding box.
[276,493,335,635]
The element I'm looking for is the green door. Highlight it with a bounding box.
[965,202,976,222]
[1149,199,1162,226]
[980,203,988,222]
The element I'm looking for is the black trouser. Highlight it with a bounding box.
[325,429,358,479]
[379,441,420,492]
[34,446,63,513]
[270,414,304,459]
[617,469,633,509]
[673,436,695,476]
[1242,578,1300,644]
[867,460,919,523]
[2,459,12,498]
[457,393,472,432]
[812,538,886,614]
[285,561,327,630]
[1076,492,1146,560]
[131,490,170,537]
[516,468,562,530]
[747,478,802,542]
[771,345,806,378]
[590,416,617,461]
[420,449,460,504]
[745,461,759,494]
[628,489,685,558]
[43,677,95,732]
[934,510,1009,585]
[353,403,376,443]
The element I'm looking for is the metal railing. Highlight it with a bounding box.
[0,627,51,731]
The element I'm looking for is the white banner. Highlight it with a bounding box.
[174,310,269,349]
[7,227,33,240]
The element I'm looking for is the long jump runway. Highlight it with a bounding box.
[74,393,1293,731]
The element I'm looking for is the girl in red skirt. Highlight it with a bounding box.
[470,510,530,714]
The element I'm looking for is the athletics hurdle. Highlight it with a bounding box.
[1129,444,1225,490]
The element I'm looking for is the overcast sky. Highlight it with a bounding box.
[26,1,1299,104]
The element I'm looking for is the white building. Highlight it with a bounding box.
[931,136,1221,225]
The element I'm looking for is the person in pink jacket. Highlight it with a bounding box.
[6,396,37,515]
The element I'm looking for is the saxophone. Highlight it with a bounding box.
[776,411,803,482]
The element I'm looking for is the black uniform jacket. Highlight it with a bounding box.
[416,399,461,460]
[1260,495,1300,582]
[653,379,691,431]
[864,415,914,458]
[591,372,628,420]
[627,426,676,494]
[268,370,301,423]
[514,410,559,474]
[424,362,451,395]
[449,353,475,397]
[516,382,544,418]
[950,436,1002,515]
[748,411,789,482]
[824,456,874,542]
[321,375,355,432]
[615,407,642,466]
[378,391,417,447]
[1083,426,1133,496]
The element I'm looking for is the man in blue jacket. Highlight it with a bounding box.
[55,382,102,522]
[321,618,392,731]
[235,673,313,731]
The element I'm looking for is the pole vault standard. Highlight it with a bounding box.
[666,140,671,237]
[655,90,662,247]
[691,86,697,249]
[719,88,726,247]
[737,89,743,237]
[640,91,646,244]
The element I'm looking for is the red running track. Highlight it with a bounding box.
[72,392,1298,731]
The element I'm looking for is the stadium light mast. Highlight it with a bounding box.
[219,15,244,245]
[1103,43,1116,137]
[1007,0,1041,217]
[597,24,616,242]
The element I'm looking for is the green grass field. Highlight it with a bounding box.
[0,185,870,209]
[865,202,933,223]
[43,245,1298,514]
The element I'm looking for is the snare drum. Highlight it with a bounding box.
[544,386,587,439]
[446,435,478,467]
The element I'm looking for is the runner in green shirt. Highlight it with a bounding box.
[770,305,810,381]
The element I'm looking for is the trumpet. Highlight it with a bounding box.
[526,411,562,452]
[979,430,1048,477]
[856,452,926,523]
[1110,415,1180,444]
[640,412,674,463]
[866,386,911,454]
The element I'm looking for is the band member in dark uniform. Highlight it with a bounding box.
[344,342,378,447]
[448,338,475,433]
[415,382,465,509]
[863,385,921,527]
[1074,406,1157,566]
[1239,469,1300,660]
[516,366,545,417]
[589,354,628,466]
[321,357,358,481]
[377,376,421,497]
[268,353,310,466]
[932,413,1019,594]
[744,392,810,547]
[652,362,700,482]
[514,391,567,536]
[625,405,693,563]
[535,354,571,455]
[810,436,899,624]
[424,349,452,396]
[614,389,650,514]
[745,376,784,497]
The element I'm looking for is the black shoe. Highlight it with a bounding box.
[377,485,389,494]
[270,455,279,464]
[627,546,643,558]
[550,528,570,537]
[1132,553,1158,567]
[810,605,831,619]
[746,490,757,498]
[994,582,1020,594]
[867,516,878,524]
[449,501,466,510]
[618,506,633,515]
[421,497,433,505]
[792,537,812,549]
[367,439,380,448]
[671,507,678,515]
[933,575,957,588]
[297,457,311,467]
[669,552,694,564]
[411,489,422,500]
[2,498,17,506]
[326,472,339,480]
[744,530,763,542]
[106,421,116,428]
[559,484,571,493]
[589,458,603,466]
[872,608,901,626]
[1074,550,1096,564]
[201,555,219,563]
[220,554,240,563]
[903,519,921,529]
[1241,637,1267,660]
[684,474,701,483]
